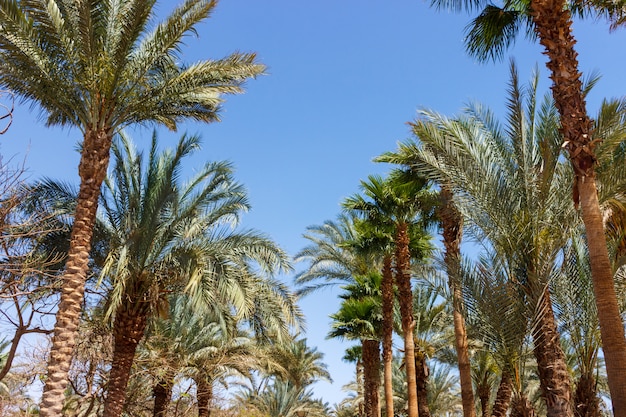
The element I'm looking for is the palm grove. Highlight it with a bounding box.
[0,0,625,416]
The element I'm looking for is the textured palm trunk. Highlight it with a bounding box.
[491,370,513,417]
[573,373,601,417]
[40,128,113,417]
[196,377,213,417]
[153,377,174,417]
[477,378,491,417]
[103,304,149,417]
[395,222,419,417]
[439,186,475,417]
[362,339,381,417]
[357,358,365,417]
[381,255,395,417]
[415,350,431,417]
[510,393,537,417]
[529,0,626,413]
[532,288,572,417]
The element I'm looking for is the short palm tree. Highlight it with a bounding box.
[0,2,265,414]
[463,254,535,417]
[141,294,269,417]
[410,284,452,417]
[267,337,332,390]
[237,379,330,417]
[98,132,295,417]
[329,273,384,417]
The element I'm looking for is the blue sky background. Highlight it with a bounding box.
[1,0,626,407]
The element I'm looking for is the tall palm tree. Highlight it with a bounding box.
[97,132,295,417]
[347,213,397,417]
[0,2,265,414]
[378,150,475,417]
[329,272,384,417]
[382,64,575,416]
[430,0,626,409]
[344,171,435,417]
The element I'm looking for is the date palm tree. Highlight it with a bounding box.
[430,0,626,409]
[142,295,272,417]
[551,235,605,417]
[0,2,265,414]
[382,63,575,416]
[97,132,295,417]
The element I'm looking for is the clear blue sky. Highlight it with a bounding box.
[1,0,625,407]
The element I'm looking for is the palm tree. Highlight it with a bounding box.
[551,235,605,417]
[378,152,475,417]
[295,213,378,295]
[97,132,295,416]
[348,210,405,417]
[430,0,626,409]
[141,294,270,417]
[329,272,384,417]
[344,171,435,417]
[463,254,536,417]
[381,63,576,416]
[425,363,462,417]
[0,2,264,413]
[267,337,332,390]
[411,284,452,417]
[236,379,330,417]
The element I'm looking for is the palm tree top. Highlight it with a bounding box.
[430,0,626,61]
[0,0,265,132]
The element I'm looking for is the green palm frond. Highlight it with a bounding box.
[464,4,534,62]
[295,214,376,295]
[0,0,264,131]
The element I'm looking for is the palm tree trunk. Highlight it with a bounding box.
[510,393,537,417]
[491,370,513,417]
[415,350,431,417]
[440,186,476,417]
[363,339,381,417]
[103,304,149,417]
[395,222,419,417]
[574,373,601,417]
[528,0,626,413]
[381,254,395,417]
[579,177,626,414]
[532,289,572,417]
[153,377,174,417]
[357,358,365,417]
[196,377,213,417]
[40,128,113,417]
[477,378,491,417]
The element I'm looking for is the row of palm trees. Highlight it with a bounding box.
[296,64,626,417]
[0,0,625,415]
